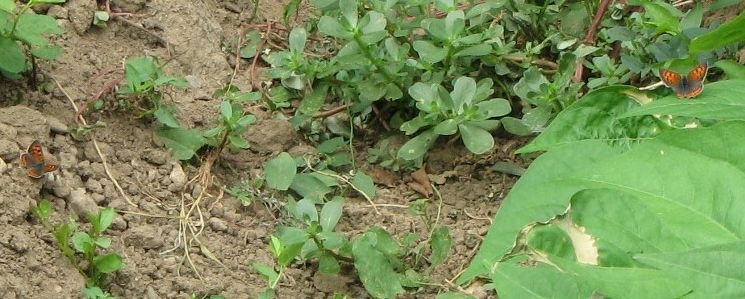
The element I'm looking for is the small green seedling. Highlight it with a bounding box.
[252,235,298,299]
[367,139,416,171]
[93,11,110,28]
[118,56,188,127]
[34,200,124,298]
[0,0,65,79]
[203,85,261,151]
[225,177,265,207]
[398,76,511,159]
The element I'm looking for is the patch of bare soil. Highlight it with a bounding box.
[0,0,524,298]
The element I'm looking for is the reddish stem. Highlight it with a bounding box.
[573,0,614,84]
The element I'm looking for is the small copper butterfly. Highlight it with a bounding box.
[659,64,708,98]
[20,140,59,178]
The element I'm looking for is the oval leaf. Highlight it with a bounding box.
[265,152,297,191]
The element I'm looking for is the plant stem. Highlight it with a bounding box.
[310,234,355,264]
[352,35,404,92]
[270,266,284,289]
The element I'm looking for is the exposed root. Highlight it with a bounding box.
[162,149,224,280]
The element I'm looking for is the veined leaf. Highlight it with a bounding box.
[620,80,745,120]
[519,86,660,154]
[156,127,207,160]
[690,10,745,53]
[461,121,745,289]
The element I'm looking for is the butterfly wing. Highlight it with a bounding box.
[679,64,708,98]
[27,140,45,164]
[660,69,687,98]
[659,69,683,87]
[20,152,30,168]
[23,140,48,178]
[687,64,708,82]
[44,163,59,173]
[27,167,43,178]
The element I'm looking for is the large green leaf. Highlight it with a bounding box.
[491,257,593,299]
[571,189,687,267]
[156,127,207,160]
[30,45,62,60]
[639,1,682,34]
[0,0,15,13]
[0,36,26,74]
[398,129,437,160]
[461,121,745,291]
[413,40,448,64]
[288,27,307,53]
[621,80,745,120]
[458,123,493,154]
[460,140,622,282]
[92,253,124,273]
[519,86,660,154]
[353,227,405,299]
[319,197,344,232]
[298,83,329,115]
[14,14,64,46]
[550,257,691,298]
[636,241,745,297]
[690,10,745,53]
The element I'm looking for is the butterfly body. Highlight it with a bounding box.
[20,140,59,178]
[659,64,708,98]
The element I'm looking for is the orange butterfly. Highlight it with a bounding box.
[659,64,708,98]
[20,140,59,178]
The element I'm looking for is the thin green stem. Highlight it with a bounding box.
[310,233,355,264]
[270,266,284,289]
[347,105,356,170]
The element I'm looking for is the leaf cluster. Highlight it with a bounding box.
[152,82,261,160]
[34,200,123,298]
[118,56,188,127]
[257,151,454,298]
[0,0,65,79]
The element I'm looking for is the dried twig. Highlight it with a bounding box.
[573,0,614,84]
[249,22,271,89]
[312,103,353,119]
[53,78,137,207]
[503,54,559,70]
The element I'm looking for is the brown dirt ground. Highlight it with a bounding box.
[0,0,526,298]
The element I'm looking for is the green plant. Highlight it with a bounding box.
[461,119,745,298]
[0,0,65,79]
[34,200,124,298]
[252,235,301,299]
[118,56,188,127]
[202,85,260,151]
[225,177,265,207]
[260,151,454,298]
[367,139,414,171]
[156,85,261,160]
[93,11,110,28]
[398,76,511,159]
